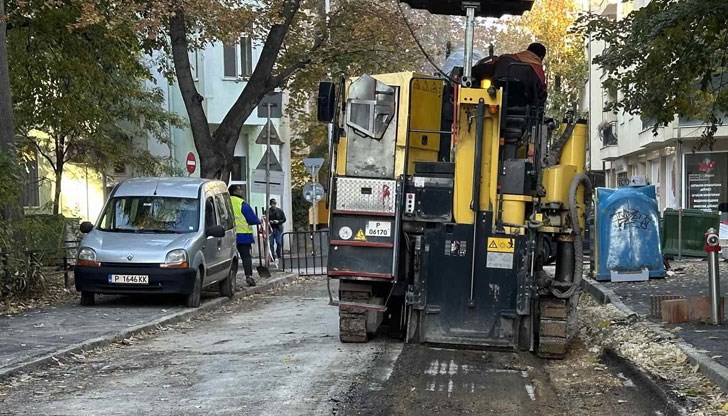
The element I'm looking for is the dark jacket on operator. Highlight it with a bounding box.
[472,50,547,106]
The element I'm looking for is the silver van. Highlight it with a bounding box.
[75,177,238,307]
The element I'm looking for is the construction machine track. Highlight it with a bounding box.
[339,291,370,343]
[537,297,573,359]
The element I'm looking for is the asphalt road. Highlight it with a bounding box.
[0,278,677,416]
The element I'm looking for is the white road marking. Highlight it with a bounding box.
[525,384,536,401]
[439,361,448,375]
[425,360,439,376]
[448,359,458,375]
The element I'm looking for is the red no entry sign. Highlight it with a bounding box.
[186,152,196,174]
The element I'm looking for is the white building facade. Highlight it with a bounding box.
[582,0,728,212]
[140,36,294,223]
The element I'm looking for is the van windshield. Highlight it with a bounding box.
[97,196,199,233]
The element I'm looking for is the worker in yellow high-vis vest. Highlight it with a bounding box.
[229,185,261,287]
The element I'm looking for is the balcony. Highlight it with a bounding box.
[600,144,619,162]
[594,0,617,16]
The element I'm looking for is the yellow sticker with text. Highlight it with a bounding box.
[354,229,367,241]
[487,237,514,253]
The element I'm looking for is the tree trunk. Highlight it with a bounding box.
[169,8,225,179]
[53,167,63,216]
[0,0,14,153]
[52,136,65,216]
[170,1,302,180]
[0,0,22,223]
[211,0,302,164]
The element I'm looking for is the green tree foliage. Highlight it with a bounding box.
[74,0,429,180]
[574,0,728,147]
[521,0,586,117]
[7,1,182,215]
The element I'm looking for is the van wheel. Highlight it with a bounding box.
[80,291,95,306]
[220,262,237,299]
[185,269,202,308]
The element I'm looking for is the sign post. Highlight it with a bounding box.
[258,92,282,269]
[303,158,325,234]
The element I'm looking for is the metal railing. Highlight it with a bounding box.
[281,230,328,276]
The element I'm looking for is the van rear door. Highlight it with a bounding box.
[203,195,225,284]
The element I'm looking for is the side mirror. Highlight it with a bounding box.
[80,221,94,233]
[206,225,226,238]
[317,81,336,123]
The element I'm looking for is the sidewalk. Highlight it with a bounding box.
[0,269,298,380]
[583,258,728,391]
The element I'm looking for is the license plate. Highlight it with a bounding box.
[365,221,391,237]
[108,274,149,284]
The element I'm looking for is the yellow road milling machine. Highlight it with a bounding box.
[317,0,590,358]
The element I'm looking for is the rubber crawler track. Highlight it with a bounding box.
[537,297,573,359]
[339,291,369,343]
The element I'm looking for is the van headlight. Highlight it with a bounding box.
[77,247,100,267]
[161,249,188,269]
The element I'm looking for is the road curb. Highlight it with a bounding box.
[601,347,686,415]
[0,272,298,382]
[582,277,728,393]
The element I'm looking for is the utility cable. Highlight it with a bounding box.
[396,2,457,84]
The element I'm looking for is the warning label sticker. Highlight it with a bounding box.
[354,229,367,241]
[487,237,515,253]
[487,252,514,269]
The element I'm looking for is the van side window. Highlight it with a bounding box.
[214,194,234,230]
[205,197,216,229]
[222,194,236,229]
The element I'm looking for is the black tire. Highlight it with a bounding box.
[220,262,237,299]
[80,291,95,306]
[185,269,202,308]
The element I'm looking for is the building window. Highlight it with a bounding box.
[232,156,247,182]
[230,156,248,201]
[641,116,656,131]
[190,50,200,81]
[223,34,253,79]
[21,158,40,207]
[617,171,629,187]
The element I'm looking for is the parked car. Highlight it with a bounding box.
[74,177,238,307]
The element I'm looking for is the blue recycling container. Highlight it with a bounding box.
[593,185,666,281]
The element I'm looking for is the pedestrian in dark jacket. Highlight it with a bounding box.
[229,185,260,287]
[267,198,286,260]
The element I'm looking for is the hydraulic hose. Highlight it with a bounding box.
[545,122,576,167]
[552,173,592,299]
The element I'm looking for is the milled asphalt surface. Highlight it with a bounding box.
[0,270,296,380]
[583,258,728,391]
[0,277,675,416]
[0,277,401,416]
